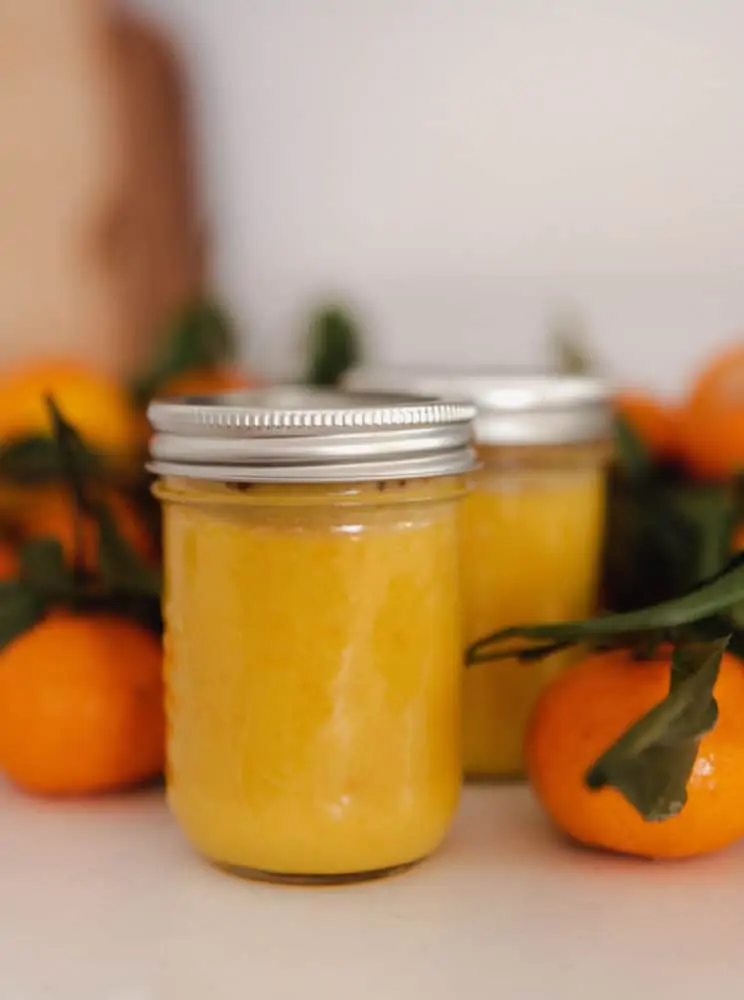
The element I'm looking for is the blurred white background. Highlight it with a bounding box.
[126,0,744,393]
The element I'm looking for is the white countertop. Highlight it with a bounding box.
[1,780,741,1000]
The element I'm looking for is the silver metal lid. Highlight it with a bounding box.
[345,367,611,446]
[147,386,476,482]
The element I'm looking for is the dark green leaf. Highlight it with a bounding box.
[46,396,97,571]
[665,485,736,586]
[304,306,362,387]
[0,580,47,651]
[19,538,76,599]
[71,590,163,635]
[0,435,103,485]
[46,397,98,515]
[131,299,237,404]
[96,504,161,598]
[467,554,744,665]
[549,312,594,375]
[586,639,726,821]
[614,415,651,483]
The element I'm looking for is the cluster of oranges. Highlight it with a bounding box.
[0,356,260,798]
[616,343,744,479]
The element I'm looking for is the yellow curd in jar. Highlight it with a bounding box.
[157,476,464,881]
[462,446,606,777]
[342,367,611,782]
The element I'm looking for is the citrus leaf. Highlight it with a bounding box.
[46,397,98,516]
[45,397,162,599]
[0,435,103,485]
[467,554,744,665]
[46,395,99,573]
[551,332,592,375]
[96,504,161,598]
[548,310,595,375]
[131,299,237,404]
[666,485,736,587]
[585,639,726,821]
[614,415,651,483]
[304,306,362,387]
[605,479,739,613]
[0,580,47,651]
[19,538,76,599]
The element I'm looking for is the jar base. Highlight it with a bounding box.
[210,858,419,886]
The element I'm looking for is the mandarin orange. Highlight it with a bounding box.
[0,359,141,463]
[0,614,164,796]
[526,648,744,858]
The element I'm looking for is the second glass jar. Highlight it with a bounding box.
[346,370,612,778]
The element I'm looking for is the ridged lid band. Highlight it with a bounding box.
[147,387,476,483]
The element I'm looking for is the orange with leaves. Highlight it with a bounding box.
[0,396,164,798]
[0,613,164,796]
[525,648,744,858]
[16,488,155,570]
[0,360,141,464]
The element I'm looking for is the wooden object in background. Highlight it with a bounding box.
[107,8,206,372]
[0,0,205,374]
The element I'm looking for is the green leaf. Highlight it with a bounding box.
[666,485,736,586]
[46,396,97,572]
[96,504,161,598]
[614,415,651,483]
[586,639,726,821]
[0,435,103,485]
[19,538,76,599]
[549,311,594,375]
[0,580,47,651]
[304,306,362,387]
[467,554,744,665]
[46,397,101,513]
[131,299,237,404]
[603,475,741,615]
[44,396,161,599]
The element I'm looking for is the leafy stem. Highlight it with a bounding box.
[130,298,237,405]
[467,553,744,665]
[466,557,744,822]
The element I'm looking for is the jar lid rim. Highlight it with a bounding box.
[344,368,612,446]
[345,367,609,408]
[148,386,475,436]
[147,386,476,483]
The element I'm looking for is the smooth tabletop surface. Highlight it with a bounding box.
[0,780,740,1000]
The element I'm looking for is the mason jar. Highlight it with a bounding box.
[346,370,612,779]
[148,388,475,883]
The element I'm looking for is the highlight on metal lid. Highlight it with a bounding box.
[147,386,477,483]
[344,367,612,446]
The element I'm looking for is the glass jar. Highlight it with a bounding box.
[148,388,475,883]
[346,370,612,778]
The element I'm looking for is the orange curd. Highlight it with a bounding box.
[345,370,612,779]
[461,445,606,776]
[149,389,474,883]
